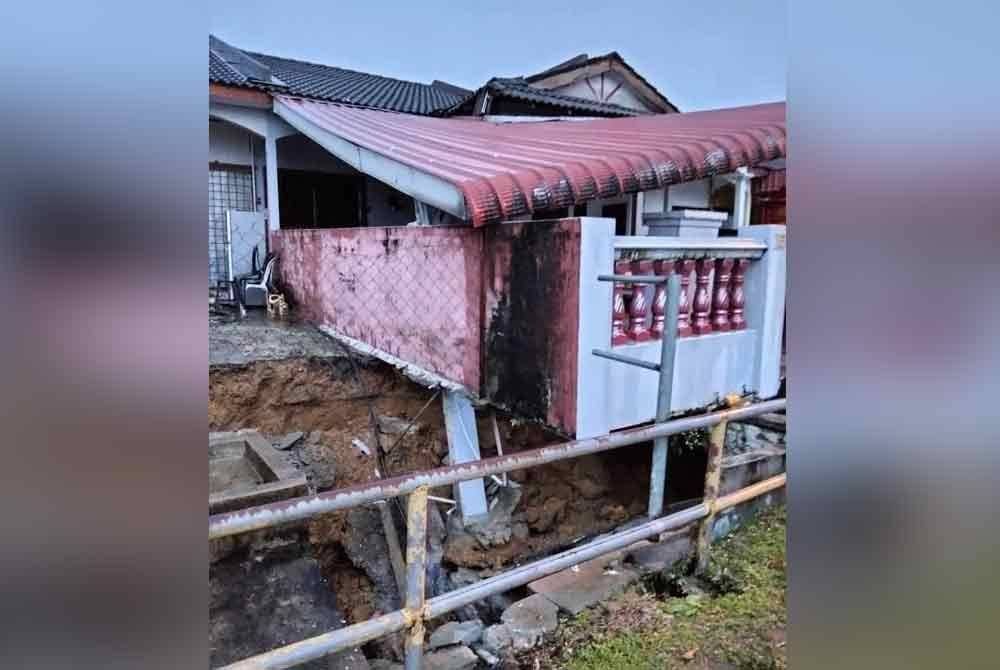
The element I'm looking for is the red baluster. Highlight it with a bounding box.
[627,259,651,342]
[650,259,673,339]
[677,259,695,337]
[729,259,748,330]
[612,259,631,346]
[692,259,714,335]
[711,258,734,332]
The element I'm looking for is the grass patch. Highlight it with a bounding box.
[521,506,786,670]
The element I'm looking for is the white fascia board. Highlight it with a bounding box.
[209,102,296,139]
[273,99,468,220]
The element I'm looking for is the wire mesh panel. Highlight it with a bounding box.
[272,226,483,388]
[209,165,254,294]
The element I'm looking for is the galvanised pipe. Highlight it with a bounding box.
[216,474,787,670]
[647,273,681,518]
[217,610,410,670]
[210,399,786,540]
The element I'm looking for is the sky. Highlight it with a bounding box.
[209,1,786,112]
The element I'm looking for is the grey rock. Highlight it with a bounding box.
[327,648,370,670]
[448,569,512,622]
[481,624,514,654]
[367,660,402,670]
[377,415,422,440]
[627,532,692,573]
[473,646,501,667]
[295,437,338,491]
[341,507,400,612]
[274,431,305,450]
[428,619,484,649]
[423,645,478,670]
[500,594,559,649]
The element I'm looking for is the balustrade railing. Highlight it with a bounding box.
[610,237,766,346]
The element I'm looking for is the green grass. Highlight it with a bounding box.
[555,506,787,670]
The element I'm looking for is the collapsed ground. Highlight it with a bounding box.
[208,314,784,667]
[210,355,664,626]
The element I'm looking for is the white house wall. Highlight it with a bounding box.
[210,117,416,228]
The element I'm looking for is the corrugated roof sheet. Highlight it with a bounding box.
[208,36,465,115]
[277,96,786,227]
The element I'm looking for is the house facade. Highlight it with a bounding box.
[208,36,786,523]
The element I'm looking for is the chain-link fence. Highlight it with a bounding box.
[273,226,482,388]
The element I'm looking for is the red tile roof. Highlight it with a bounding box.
[277,95,786,226]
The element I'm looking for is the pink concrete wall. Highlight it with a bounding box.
[272,226,483,389]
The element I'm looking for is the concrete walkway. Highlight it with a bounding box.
[210,308,347,366]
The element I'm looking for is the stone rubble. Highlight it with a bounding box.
[427,619,484,650]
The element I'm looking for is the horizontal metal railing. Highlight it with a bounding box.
[211,397,787,669]
[614,236,767,260]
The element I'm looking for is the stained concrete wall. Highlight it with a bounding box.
[481,218,590,433]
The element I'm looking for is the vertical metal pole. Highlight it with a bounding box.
[647,273,681,518]
[225,211,235,302]
[695,419,728,574]
[377,500,407,597]
[404,486,429,670]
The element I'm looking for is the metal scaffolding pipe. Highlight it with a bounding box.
[217,610,410,670]
[647,274,681,518]
[210,399,786,540]
[713,473,786,511]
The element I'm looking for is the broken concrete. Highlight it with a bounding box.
[465,484,522,547]
[499,593,560,648]
[210,311,349,366]
[209,431,307,514]
[423,645,478,670]
[273,431,305,451]
[427,620,484,649]
[527,544,645,615]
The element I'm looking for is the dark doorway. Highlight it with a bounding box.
[277,169,366,229]
[601,202,630,235]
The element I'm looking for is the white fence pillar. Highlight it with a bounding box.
[738,225,786,398]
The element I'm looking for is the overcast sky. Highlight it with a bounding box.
[210,1,786,112]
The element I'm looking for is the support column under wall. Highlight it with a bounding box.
[442,391,489,525]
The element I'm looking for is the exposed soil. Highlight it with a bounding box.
[209,357,654,625]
